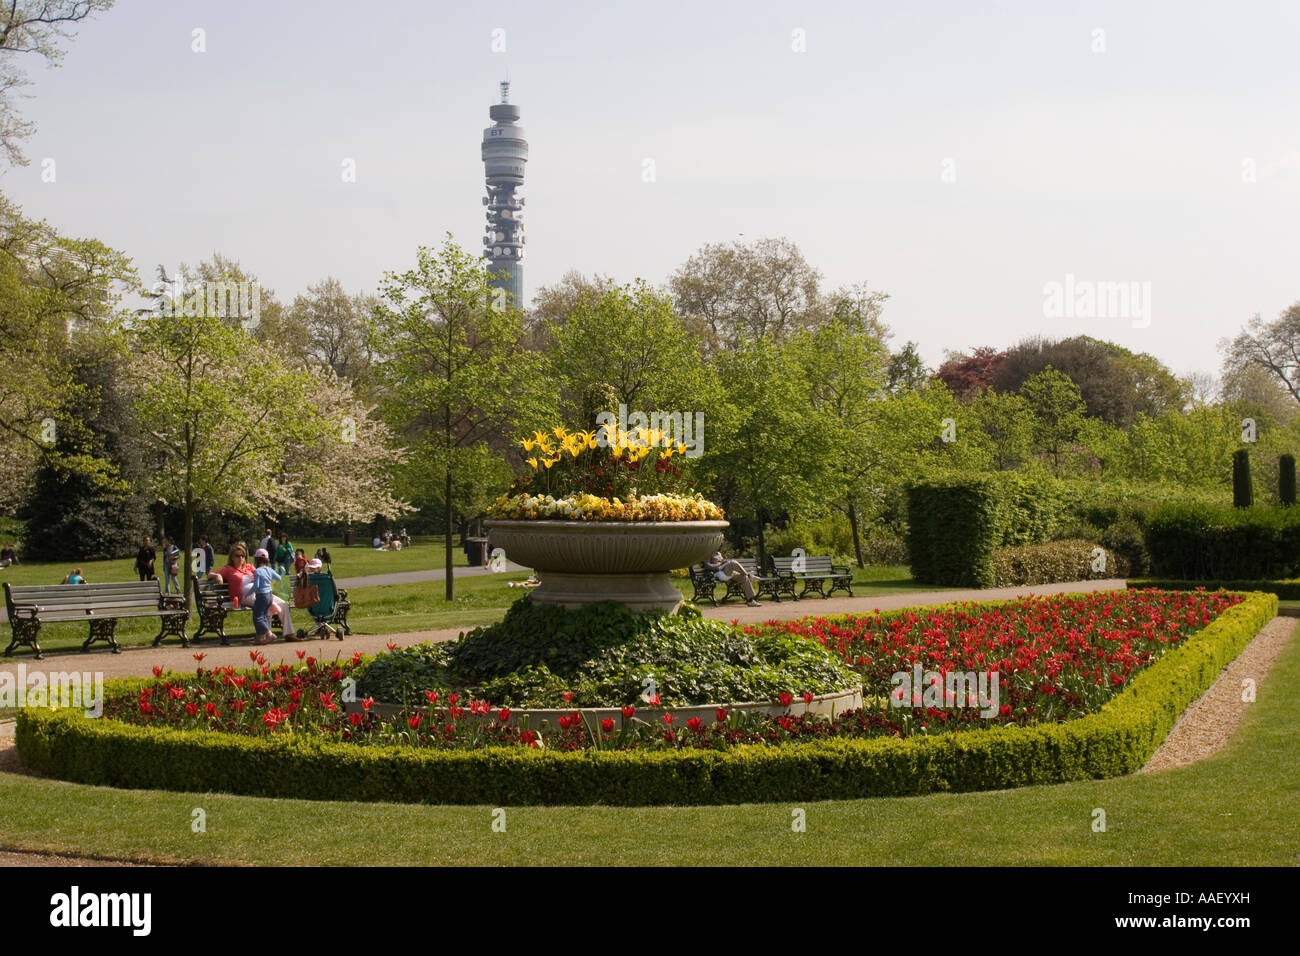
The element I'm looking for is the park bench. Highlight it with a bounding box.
[3,581,188,659]
[688,558,788,606]
[191,576,352,645]
[769,554,854,600]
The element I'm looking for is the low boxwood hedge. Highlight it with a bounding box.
[15,592,1276,805]
[1127,578,1300,600]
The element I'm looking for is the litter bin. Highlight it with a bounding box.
[344,530,355,547]
[463,537,489,567]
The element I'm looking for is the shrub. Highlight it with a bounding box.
[1281,454,1296,506]
[1233,449,1253,508]
[1100,517,1148,575]
[990,539,1127,587]
[354,598,860,708]
[1126,578,1300,600]
[17,592,1274,805]
[1144,503,1300,579]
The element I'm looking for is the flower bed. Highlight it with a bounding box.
[489,492,724,522]
[16,590,1276,804]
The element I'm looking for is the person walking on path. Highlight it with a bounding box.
[250,550,282,645]
[135,536,156,581]
[703,551,760,606]
[259,529,275,561]
[162,536,181,594]
[197,535,216,576]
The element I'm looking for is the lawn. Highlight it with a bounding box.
[0,620,1294,865]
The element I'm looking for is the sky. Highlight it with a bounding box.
[3,0,1299,381]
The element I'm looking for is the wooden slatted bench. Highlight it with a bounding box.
[688,558,787,605]
[3,581,188,659]
[192,577,282,645]
[769,554,854,600]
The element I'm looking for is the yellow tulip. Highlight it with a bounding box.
[521,438,537,452]
[676,442,687,455]
[552,426,568,440]
[526,457,538,469]
[542,457,557,469]
[611,444,624,459]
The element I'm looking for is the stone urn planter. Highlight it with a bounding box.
[484,519,728,612]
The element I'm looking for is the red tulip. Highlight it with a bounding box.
[601,718,615,733]
[803,691,814,705]
[424,690,440,705]
[362,696,374,711]
[296,649,306,660]
[192,653,206,664]
[169,686,184,700]
[138,701,152,715]
[558,715,573,730]
[386,641,398,651]
[663,713,675,725]
[562,691,575,703]
[715,708,728,722]
[449,706,464,719]
[778,692,794,707]
[320,692,338,712]
[498,707,511,722]
[622,705,635,719]
[205,702,220,718]
[448,692,459,705]
[348,712,364,726]
[686,717,703,733]
[152,665,163,678]
[184,702,198,717]
[408,713,422,729]
[520,730,538,746]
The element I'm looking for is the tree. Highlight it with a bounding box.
[545,279,716,421]
[369,238,552,599]
[526,269,617,346]
[0,191,134,511]
[128,307,325,601]
[0,1,114,167]
[994,335,1185,427]
[788,318,890,566]
[1020,367,1086,474]
[886,341,928,394]
[936,346,1007,401]
[969,389,1034,470]
[275,277,376,387]
[670,237,825,352]
[702,337,835,563]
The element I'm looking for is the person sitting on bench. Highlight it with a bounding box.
[703,551,759,606]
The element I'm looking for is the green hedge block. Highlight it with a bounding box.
[991,539,1125,587]
[1127,578,1300,600]
[14,592,1276,806]
[1144,504,1300,579]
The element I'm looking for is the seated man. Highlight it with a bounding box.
[702,551,759,606]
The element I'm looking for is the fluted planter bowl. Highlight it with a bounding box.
[485,519,728,612]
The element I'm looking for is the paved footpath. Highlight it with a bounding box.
[0,579,1126,682]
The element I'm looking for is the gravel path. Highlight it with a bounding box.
[1141,615,1296,773]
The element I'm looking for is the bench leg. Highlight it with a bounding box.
[830,579,854,598]
[5,619,44,660]
[83,618,121,654]
[192,607,228,645]
[153,612,190,648]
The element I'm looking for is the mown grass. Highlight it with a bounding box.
[0,628,1293,866]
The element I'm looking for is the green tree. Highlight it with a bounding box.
[1021,367,1086,475]
[969,389,1035,470]
[545,278,716,422]
[369,238,552,599]
[128,307,324,600]
[702,337,835,563]
[788,318,889,566]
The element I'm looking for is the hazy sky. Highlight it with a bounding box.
[3,0,1298,381]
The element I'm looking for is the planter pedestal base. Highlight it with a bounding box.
[529,570,684,613]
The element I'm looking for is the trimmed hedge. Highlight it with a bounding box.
[991,539,1126,587]
[1144,503,1300,579]
[14,592,1276,806]
[906,472,1064,587]
[1127,578,1300,600]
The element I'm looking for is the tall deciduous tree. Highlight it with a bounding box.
[545,279,716,421]
[128,308,324,600]
[369,239,551,599]
[0,0,114,167]
[1020,366,1086,475]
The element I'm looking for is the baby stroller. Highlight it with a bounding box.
[305,570,344,641]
